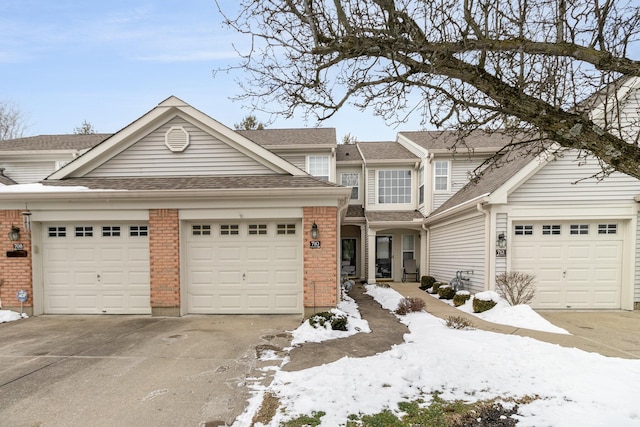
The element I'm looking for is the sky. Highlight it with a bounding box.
[2,1,639,144]
[234,285,640,426]
[0,0,423,142]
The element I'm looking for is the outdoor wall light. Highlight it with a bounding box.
[497,232,507,249]
[311,222,319,239]
[8,225,20,241]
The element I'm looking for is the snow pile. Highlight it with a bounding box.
[0,310,28,323]
[290,293,370,345]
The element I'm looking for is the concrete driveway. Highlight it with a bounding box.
[0,315,300,427]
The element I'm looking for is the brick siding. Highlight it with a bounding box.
[0,210,32,311]
[149,209,180,313]
[303,206,338,313]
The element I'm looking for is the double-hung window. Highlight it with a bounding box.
[434,160,449,191]
[341,173,359,200]
[378,169,412,204]
[418,167,425,204]
[308,156,330,181]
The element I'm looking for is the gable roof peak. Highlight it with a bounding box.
[157,96,189,108]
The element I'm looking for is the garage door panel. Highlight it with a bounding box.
[512,220,622,309]
[43,222,150,314]
[186,220,302,314]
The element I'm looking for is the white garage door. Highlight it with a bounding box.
[42,223,151,314]
[511,221,623,309]
[186,220,302,314]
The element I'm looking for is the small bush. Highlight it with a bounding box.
[445,315,475,330]
[431,281,446,294]
[395,297,426,315]
[419,275,437,290]
[453,291,471,307]
[496,271,536,305]
[308,312,348,330]
[473,297,497,313]
[438,285,456,300]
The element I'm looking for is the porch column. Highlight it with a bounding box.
[360,225,367,281]
[367,228,377,284]
[420,227,427,279]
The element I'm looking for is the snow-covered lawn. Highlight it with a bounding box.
[238,285,640,427]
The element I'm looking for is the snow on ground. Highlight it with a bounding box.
[290,293,371,345]
[430,290,570,334]
[0,310,27,323]
[239,285,640,427]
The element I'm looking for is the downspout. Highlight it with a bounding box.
[476,202,491,291]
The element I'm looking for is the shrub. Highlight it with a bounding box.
[496,271,536,305]
[453,291,471,307]
[438,284,456,300]
[472,296,497,313]
[445,315,475,330]
[419,275,437,291]
[395,297,426,315]
[431,281,446,294]
[308,312,348,331]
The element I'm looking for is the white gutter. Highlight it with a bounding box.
[476,202,492,291]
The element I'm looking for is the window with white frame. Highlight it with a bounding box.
[402,235,415,264]
[102,226,121,237]
[307,156,330,181]
[434,160,449,191]
[378,169,412,204]
[75,226,93,237]
[570,224,589,235]
[130,225,148,236]
[542,224,561,235]
[341,172,359,200]
[192,225,211,236]
[598,224,617,234]
[514,225,533,235]
[418,167,424,204]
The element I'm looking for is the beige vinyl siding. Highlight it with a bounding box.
[636,212,640,305]
[432,156,487,211]
[277,154,305,170]
[87,117,275,177]
[0,161,55,183]
[509,152,640,205]
[367,169,376,206]
[429,213,486,293]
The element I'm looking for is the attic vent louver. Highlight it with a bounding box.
[165,127,190,152]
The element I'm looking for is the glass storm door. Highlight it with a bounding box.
[341,238,357,277]
[375,236,392,279]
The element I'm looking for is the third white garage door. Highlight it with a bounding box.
[186,220,303,314]
[511,221,623,309]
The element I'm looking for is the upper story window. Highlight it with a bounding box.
[341,173,359,200]
[418,167,425,204]
[434,161,449,191]
[307,156,330,181]
[378,169,412,204]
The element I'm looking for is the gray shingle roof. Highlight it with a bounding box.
[336,144,362,162]
[0,134,111,151]
[399,129,520,152]
[429,144,540,217]
[366,210,425,222]
[346,205,365,218]
[237,128,336,146]
[42,175,343,191]
[357,141,419,161]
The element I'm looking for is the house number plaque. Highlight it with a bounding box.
[309,241,321,249]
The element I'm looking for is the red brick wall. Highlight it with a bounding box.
[0,210,32,309]
[149,209,180,311]
[303,206,338,312]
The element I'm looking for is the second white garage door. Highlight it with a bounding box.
[511,221,623,309]
[185,220,303,314]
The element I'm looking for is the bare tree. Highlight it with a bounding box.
[234,114,266,130]
[342,132,358,144]
[0,100,28,140]
[74,120,96,135]
[216,1,640,179]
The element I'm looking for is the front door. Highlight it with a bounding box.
[376,236,392,279]
[341,238,357,277]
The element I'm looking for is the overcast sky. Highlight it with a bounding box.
[1,0,638,142]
